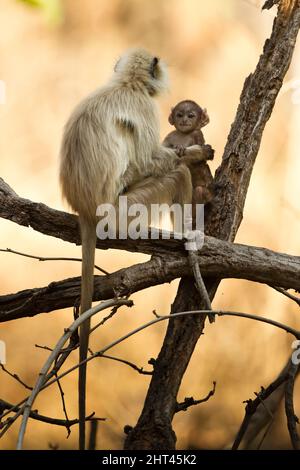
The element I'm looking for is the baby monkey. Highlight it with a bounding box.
[163,100,214,206]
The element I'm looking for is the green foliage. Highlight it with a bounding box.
[17,0,63,25]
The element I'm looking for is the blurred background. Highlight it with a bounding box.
[0,0,299,450]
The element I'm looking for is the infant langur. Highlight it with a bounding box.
[163,100,214,206]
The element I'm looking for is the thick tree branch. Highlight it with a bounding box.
[1,238,300,322]
[124,1,300,450]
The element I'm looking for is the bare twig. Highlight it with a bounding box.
[232,360,291,450]
[0,247,109,275]
[271,286,300,307]
[0,407,24,438]
[175,381,216,412]
[89,303,125,334]
[98,354,152,375]
[0,399,104,433]
[54,373,71,437]
[285,362,300,449]
[35,344,53,351]
[0,364,32,391]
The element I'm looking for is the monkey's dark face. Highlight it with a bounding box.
[173,104,201,134]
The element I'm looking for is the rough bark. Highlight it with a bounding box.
[124,1,300,450]
[1,236,300,322]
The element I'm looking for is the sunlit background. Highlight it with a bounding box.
[0,0,299,450]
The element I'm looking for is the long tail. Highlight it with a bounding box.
[79,217,96,450]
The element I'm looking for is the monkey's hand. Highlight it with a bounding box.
[174,145,186,157]
[181,145,214,166]
[202,144,214,160]
[193,185,214,205]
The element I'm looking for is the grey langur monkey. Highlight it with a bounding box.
[59,48,212,449]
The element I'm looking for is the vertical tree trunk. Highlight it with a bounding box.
[125,0,300,450]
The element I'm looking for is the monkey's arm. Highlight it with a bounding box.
[162,131,177,148]
[149,145,181,176]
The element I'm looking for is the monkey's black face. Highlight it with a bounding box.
[173,106,200,134]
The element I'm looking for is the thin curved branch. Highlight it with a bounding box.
[0,248,109,275]
[98,354,153,375]
[271,286,300,307]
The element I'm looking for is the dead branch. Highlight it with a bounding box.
[0,364,32,391]
[271,286,300,307]
[0,399,103,430]
[231,358,299,450]
[175,382,216,413]
[1,238,300,322]
[0,248,109,275]
[97,354,153,375]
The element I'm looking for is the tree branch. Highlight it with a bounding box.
[175,381,216,413]
[1,237,300,322]
[0,399,104,430]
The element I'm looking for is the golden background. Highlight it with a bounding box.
[0,0,299,449]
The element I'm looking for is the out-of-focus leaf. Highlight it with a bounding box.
[17,0,63,25]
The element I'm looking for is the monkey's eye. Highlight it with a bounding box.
[176,112,183,118]
[188,113,196,118]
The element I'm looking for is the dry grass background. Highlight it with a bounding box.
[0,0,299,449]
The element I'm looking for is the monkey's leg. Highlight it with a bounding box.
[123,164,192,233]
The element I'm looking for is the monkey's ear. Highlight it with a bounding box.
[150,57,159,78]
[200,108,210,127]
[168,109,174,126]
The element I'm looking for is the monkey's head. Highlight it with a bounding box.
[113,48,169,96]
[169,100,209,134]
